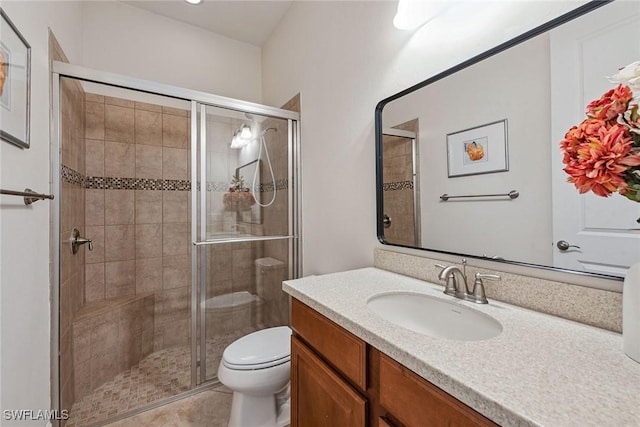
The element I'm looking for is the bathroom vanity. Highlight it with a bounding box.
[290,298,496,427]
[284,268,640,426]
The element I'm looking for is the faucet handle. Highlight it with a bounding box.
[471,273,499,304]
[435,264,457,296]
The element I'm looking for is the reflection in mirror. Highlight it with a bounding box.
[235,159,262,225]
[376,1,640,279]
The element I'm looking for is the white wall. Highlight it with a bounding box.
[261,0,587,275]
[0,1,84,424]
[81,1,263,103]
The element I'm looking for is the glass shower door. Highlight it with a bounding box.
[192,103,299,384]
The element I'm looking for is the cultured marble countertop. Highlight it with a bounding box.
[282,267,640,427]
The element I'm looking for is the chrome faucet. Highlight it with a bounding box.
[435,259,499,304]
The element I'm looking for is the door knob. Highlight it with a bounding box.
[556,240,580,251]
[382,214,392,229]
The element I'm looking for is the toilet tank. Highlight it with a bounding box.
[255,257,287,328]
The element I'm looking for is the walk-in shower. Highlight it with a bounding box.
[51,62,300,426]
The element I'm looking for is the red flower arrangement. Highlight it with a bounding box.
[223,176,255,210]
[560,61,640,201]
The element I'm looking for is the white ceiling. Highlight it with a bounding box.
[121,0,293,47]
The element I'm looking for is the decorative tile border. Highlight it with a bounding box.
[62,165,289,194]
[61,165,85,187]
[383,180,414,191]
[260,179,288,193]
[84,176,191,191]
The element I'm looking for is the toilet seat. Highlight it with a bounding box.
[222,326,291,371]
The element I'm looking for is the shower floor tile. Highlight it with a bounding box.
[66,328,254,427]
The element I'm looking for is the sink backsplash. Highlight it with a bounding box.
[374,248,622,333]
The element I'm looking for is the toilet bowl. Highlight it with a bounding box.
[218,326,292,427]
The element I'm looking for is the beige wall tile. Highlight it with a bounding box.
[161,318,190,348]
[85,139,104,177]
[74,359,91,400]
[90,312,119,357]
[85,189,105,226]
[156,287,190,325]
[135,224,163,259]
[135,101,162,113]
[163,223,189,257]
[85,263,105,303]
[105,104,135,144]
[135,110,163,146]
[136,258,163,293]
[85,101,104,140]
[118,329,142,370]
[105,141,135,177]
[163,191,188,223]
[162,113,189,148]
[162,106,188,117]
[105,260,135,298]
[232,248,255,280]
[162,148,188,180]
[72,320,91,366]
[135,144,163,178]
[84,226,105,264]
[105,190,135,225]
[85,93,104,103]
[90,348,119,390]
[135,190,163,224]
[163,255,190,289]
[105,225,135,262]
[105,96,134,108]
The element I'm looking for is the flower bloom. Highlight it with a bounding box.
[561,121,640,197]
[619,101,640,134]
[608,61,640,92]
[585,84,633,121]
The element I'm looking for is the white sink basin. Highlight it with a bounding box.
[367,292,502,341]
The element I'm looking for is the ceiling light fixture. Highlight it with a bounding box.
[230,125,253,149]
[393,0,446,30]
[184,0,203,5]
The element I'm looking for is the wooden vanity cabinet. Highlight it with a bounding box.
[290,298,499,427]
[291,298,368,426]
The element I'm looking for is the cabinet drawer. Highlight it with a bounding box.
[291,298,367,390]
[291,336,367,427]
[379,354,499,427]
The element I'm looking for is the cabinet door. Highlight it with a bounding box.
[379,354,498,427]
[291,336,367,427]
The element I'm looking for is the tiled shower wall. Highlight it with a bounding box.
[83,95,192,351]
[382,119,418,247]
[204,95,299,330]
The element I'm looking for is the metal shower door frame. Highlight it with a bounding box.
[50,61,301,425]
[191,104,301,384]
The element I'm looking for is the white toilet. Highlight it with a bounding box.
[218,326,292,427]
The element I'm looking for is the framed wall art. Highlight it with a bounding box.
[0,8,31,149]
[446,119,508,178]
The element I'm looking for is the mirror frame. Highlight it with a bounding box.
[374,0,623,283]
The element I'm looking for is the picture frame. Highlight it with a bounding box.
[0,8,31,149]
[446,119,508,178]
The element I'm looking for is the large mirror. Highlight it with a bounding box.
[376,0,640,279]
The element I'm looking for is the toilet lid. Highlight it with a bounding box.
[223,326,292,370]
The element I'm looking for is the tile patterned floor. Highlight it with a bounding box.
[103,387,233,427]
[66,328,254,427]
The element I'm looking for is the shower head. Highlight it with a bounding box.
[262,127,277,136]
